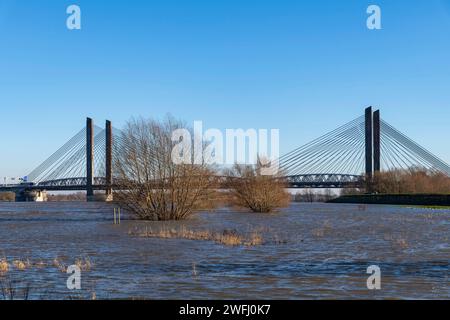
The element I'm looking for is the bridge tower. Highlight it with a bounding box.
[373,110,381,173]
[365,107,381,180]
[86,117,95,201]
[105,120,113,201]
[365,107,373,178]
[86,117,114,201]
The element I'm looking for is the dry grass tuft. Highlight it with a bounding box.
[13,260,31,271]
[53,257,67,273]
[75,258,92,271]
[312,220,333,238]
[312,228,325,238]
[0,257,93,276]
[134,226,265,246]
[217,232,243,246]
[0,259,9,274]
[357,204,367,211]
[394,238,409,250]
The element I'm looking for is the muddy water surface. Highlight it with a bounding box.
[0,202,448,299]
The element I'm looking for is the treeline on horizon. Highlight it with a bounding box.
[292,169,450,202]
[0,192,87,202]
[342,168,450,195]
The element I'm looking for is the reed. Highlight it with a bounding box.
[13,260,31,271]
[134,227,265,246]
[0,259,9,274]
[75,257,92,271]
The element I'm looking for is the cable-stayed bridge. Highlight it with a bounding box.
[280,108,450,188]
[2,107,450,201]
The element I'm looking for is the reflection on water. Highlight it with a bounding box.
[0,202,449,299]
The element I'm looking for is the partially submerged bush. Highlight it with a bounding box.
[226,159,290,213]
[0,259,9,274]
[114,116,217,221]
[132,226,264,246]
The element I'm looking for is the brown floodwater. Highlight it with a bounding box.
[0,202,448,299]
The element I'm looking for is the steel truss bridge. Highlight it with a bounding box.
[285,174,362,188]
[2,107,450,199]
[2,174,364,192]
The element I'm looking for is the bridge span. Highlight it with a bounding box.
[1,107,449,201]
[2,173,365,195]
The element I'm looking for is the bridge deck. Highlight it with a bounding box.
[0,174,364,192]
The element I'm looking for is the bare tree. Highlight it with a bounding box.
[113,116,217,221]
[226,158,290,213]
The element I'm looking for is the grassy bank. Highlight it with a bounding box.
[407,205,450,210]
[328,194,450,206]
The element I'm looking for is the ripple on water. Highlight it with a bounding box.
[0,202,449,299]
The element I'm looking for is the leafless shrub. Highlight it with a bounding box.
[113,116,217,221]
[226,159,290,213]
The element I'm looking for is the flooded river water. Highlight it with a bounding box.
[0,202,448,299]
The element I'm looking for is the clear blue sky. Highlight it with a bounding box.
[1,0,450,178]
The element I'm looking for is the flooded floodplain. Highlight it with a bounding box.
[0,202,449,299]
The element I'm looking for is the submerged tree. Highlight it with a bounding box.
[226,159,290,213]
[113,116,216,221]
